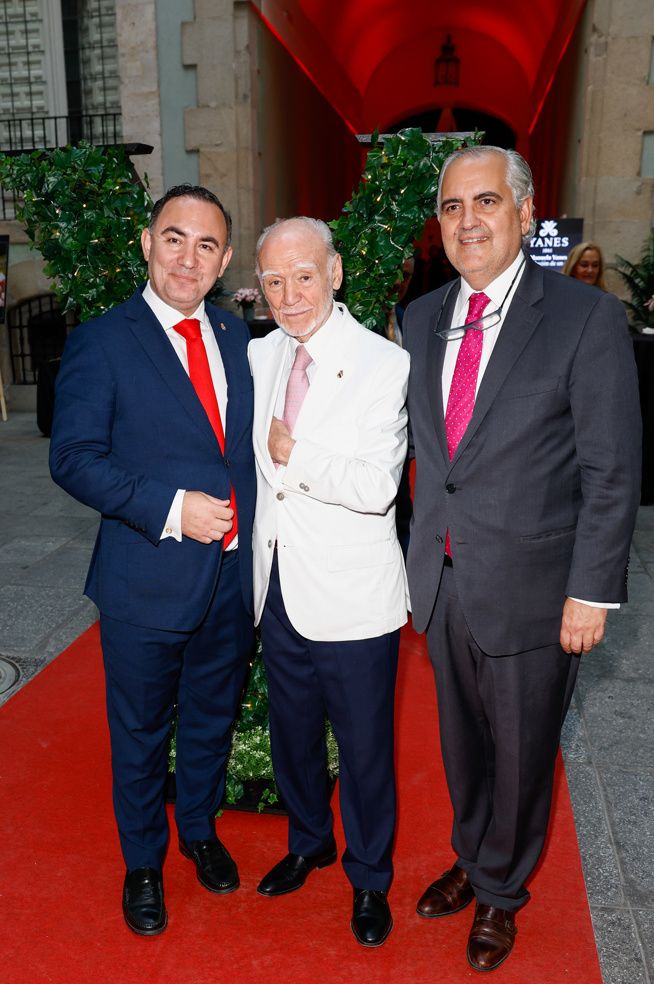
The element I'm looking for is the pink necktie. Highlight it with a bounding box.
[283,344,313,435]
[444,291,490,557]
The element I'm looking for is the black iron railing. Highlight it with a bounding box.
[7,293,72,385]
[0,112,122,153]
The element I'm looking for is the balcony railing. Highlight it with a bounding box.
[0,112,122,153]
[0,112,123,219]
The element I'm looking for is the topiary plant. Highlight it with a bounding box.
[0,141,152,321]
[330,127,480,332]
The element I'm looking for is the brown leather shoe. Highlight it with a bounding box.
[467,904,517,972]
[416,864,474,918]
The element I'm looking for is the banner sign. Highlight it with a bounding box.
[528,218,583,270]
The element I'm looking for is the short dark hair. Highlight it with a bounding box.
[149,184,232,244]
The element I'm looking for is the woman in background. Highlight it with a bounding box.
[562,241,607,290]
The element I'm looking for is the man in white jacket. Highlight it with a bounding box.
[248,217,409,947]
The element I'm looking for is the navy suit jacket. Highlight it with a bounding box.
[50,288,255,631]
[404,257,642,655]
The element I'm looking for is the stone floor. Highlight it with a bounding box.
[0,410,652,983]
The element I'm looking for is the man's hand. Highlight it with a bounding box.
[181,491,233,544]
[268,416,295,466]
[560,598,607,654]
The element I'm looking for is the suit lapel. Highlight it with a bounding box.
[126,290,220,451]
[251,328,289,482]
[450,259,544,465]
[206,306,248,454]
[291,307,355,439]
[429,282,459,465]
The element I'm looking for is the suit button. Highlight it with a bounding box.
[435,534,443,543]
[224,458,230,467]
[445,483,456,494]
[300,482,309,491]
[276,492,284,501]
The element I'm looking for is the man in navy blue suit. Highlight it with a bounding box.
[50,185,255,935]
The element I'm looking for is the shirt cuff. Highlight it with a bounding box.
[569,597,620,610]
[160,489,185,542]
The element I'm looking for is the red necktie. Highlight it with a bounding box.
[173,318,237,548]
[443,292,490,557]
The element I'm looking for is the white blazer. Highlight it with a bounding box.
[248,303,410,642]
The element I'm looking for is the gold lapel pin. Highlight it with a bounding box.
[337,369,344,378]
[220,322,227,331]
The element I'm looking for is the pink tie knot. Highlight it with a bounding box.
[292,344,313,371]
[466,292,491,327]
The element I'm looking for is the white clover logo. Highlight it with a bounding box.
[538,220,559,237]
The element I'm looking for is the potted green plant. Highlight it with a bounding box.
[616,229,654,330]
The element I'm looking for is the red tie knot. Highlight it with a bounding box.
[173,318,202,342]
[466,292,491,326]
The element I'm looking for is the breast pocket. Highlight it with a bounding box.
[499,376,560,401]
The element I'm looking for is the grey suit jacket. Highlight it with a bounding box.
[404,256,642,655]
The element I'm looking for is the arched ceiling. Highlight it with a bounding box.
[256,0,587,145]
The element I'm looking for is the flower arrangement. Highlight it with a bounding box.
[232,287,261,307]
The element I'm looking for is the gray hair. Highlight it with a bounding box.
[255,216,338,278]
[436,146,536,240]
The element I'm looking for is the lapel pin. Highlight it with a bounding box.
[337,369,344,378]
[220,322,227,331]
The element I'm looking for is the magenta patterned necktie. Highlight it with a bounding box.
[445,291,490,458]
[283,343,313,435]
[444,291,490,557]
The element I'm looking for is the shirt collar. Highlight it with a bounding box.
[142,281,207,330]
[286,300,342,364]
[458,250,526,310]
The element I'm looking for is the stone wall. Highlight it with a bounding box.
[182,0,259,288]
[115,0,164,198]
[576,0,654,288]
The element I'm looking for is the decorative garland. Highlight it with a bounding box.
[331,128,477,332]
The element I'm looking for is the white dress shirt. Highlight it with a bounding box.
[142,282,237,549]
[271,301,341,484]
[443,253,615,610]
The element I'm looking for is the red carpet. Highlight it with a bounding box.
[0,622,601,984]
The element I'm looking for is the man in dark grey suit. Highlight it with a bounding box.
[403,146,641,972]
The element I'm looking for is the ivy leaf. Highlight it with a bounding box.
[329,128,482,332]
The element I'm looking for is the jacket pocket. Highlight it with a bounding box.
[327,538,396,572]
[499,376,560,400]
[519,524,576,543]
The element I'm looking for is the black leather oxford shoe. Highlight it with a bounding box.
[122,867,167,936]
[179,836,239,894]
[351,888,393,947]
[257,837,337,896]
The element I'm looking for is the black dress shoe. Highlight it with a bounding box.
[179,836,239,894]
[122,867,167,936]
[351,888,393,947]
[257,837,337,896]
